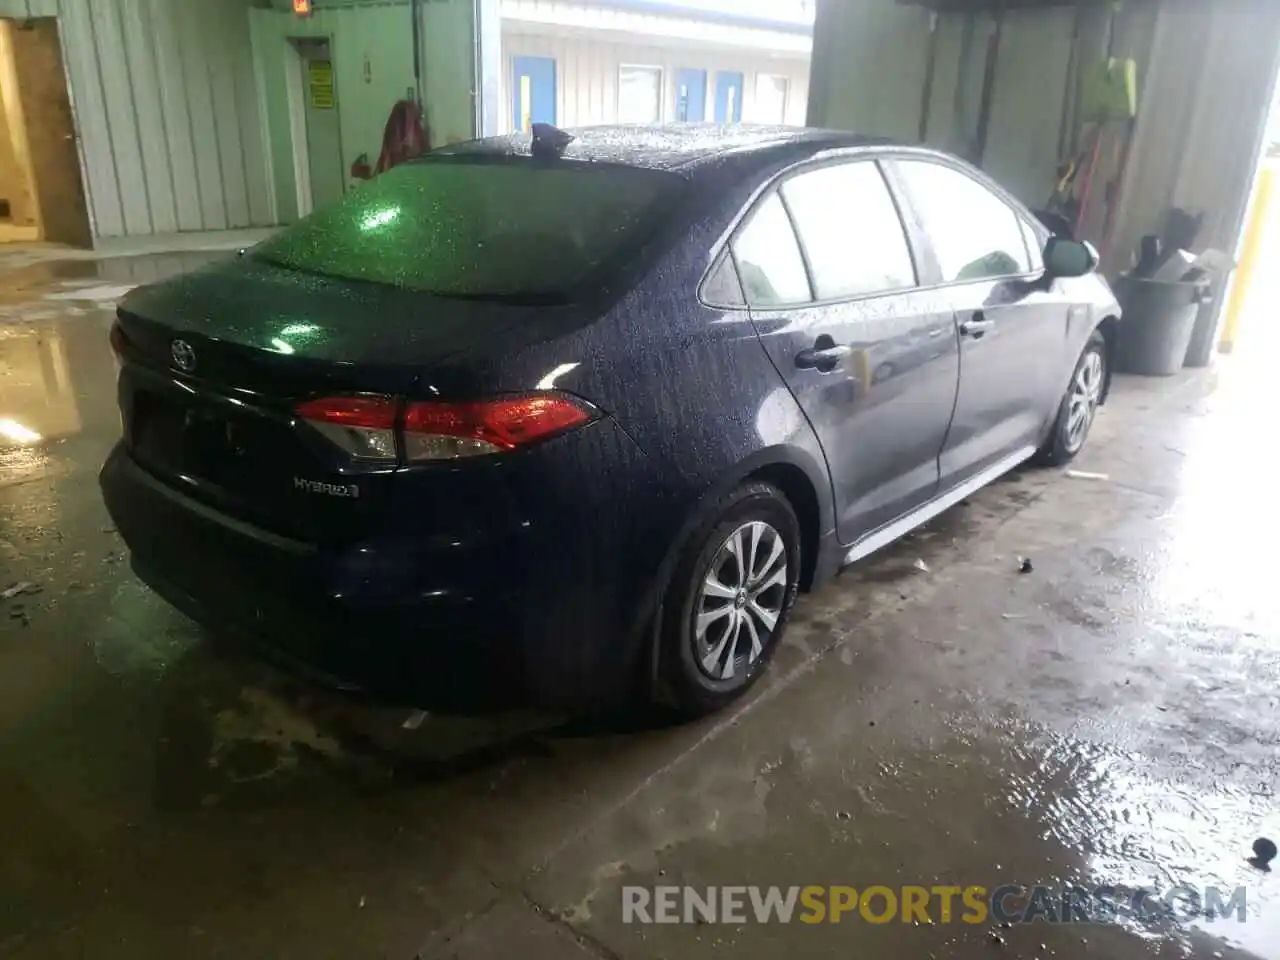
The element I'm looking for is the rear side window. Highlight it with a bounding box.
[894,160,1032,283]
[731,193,811,307]
[252,160,685,298]
[781,161,916,300]
[702,251,746,307]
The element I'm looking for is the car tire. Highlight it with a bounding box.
[657,481,801,718]
[1035,328,1108,467]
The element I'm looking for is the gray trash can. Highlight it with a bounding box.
[1113,277,1207,376]
[1183,291,1222,368]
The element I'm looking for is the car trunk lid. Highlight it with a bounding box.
[112,258,547,545]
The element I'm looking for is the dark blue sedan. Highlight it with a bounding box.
[100,124,1120,716]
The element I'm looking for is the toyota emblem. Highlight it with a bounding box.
[171,339,196,373]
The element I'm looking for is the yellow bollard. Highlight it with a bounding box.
[1220,162,1276,354]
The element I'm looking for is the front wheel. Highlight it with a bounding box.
[1035,329,1107,466]
[657,482,801,718]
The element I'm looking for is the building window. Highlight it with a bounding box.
[619,65,663,123]
[754,74,789,124]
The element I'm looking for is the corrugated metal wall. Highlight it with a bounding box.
[809,0,1280,275]
[1107,0,1280,273]
[0,0,272,240]
[807,0,1094,204]
[502,31,810,132]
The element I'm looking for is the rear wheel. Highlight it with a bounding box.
[657,482,801,718]
[1035,329,1107,466]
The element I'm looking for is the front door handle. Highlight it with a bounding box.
[959,313,995,339]
[795,337,852,371]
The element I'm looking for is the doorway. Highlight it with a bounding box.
[676,69,707,122]
[0,17,91,247]
[287,37,345,216]
[714,71,743,124]
[511,56,556,132]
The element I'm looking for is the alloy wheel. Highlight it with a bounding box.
[1065,349,1103,452]
[693,520,788,681]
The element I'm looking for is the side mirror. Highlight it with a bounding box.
[1043,236,1098,279]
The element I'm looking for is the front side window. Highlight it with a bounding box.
[895,160,1032,283]
[731,193,811,307]
[619,66,663,123]
[1020,217,1045,272]
[252,159,684,299]
[781,161,916,300]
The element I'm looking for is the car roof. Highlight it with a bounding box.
[430,124,894,173]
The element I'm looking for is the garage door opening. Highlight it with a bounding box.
[1217,80,1280,368]
[285,36,346,218]
[499,2,812,133]
[0,17,92,247]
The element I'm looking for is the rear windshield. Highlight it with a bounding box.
[252,159,685,299]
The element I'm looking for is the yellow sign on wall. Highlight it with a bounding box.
[309,59,335,109]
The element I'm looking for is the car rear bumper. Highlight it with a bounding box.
[100,444,539,711]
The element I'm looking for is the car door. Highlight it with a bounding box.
[888,158,1072,488]
[733,158,960,545]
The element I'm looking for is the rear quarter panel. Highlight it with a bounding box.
[437,162,835,644]
[563,172,836,571]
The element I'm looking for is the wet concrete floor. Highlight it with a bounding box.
[1,251,1277,959]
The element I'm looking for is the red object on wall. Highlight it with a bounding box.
[375,100,429,175]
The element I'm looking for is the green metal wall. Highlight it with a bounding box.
[251,0,479,224]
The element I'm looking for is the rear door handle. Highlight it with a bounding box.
[959,313,995,340]
[795,339,852,371]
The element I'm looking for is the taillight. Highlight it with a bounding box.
[402,395,592,460]
[295,393,594,462]
[295,395,398,460]
[109,322,127,358]
[109,322,127,378]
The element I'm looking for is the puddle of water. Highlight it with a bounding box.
[0,250,231,309]
[210,686,346,785]
[967,716,1280,959]
[43,283,139,303]
[91,579,201,678]
[535,700,1277,960]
